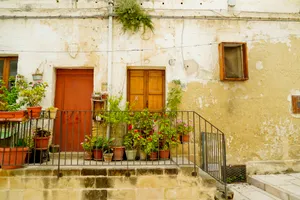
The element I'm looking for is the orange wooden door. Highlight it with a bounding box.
[54,69,93,151]
[127,69,165,111]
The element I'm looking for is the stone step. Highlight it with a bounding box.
[228,183,281,200]
[248,174,300,200]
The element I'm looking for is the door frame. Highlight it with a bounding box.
[126,67,166,111]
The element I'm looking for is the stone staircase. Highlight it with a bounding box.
[225,173,300,200]
[248,174,300,200]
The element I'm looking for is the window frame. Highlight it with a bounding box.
[0,57,18,88]
[292,95,300,114]
[219,42,249,81]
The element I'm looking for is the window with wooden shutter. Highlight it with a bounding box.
[127,69,165,111]
[219,42,248,81]
[0,57,18,88]
[292,95,300,114]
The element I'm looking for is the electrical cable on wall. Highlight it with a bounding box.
[0,34,298,54]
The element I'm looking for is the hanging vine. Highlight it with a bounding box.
[115,0,154,34]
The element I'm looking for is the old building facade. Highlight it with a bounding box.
[1,0,300,166]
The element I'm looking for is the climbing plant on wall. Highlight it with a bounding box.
[115,0,154,34]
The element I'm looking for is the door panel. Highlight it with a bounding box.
[54,69,93,151]
[127,69,165,111]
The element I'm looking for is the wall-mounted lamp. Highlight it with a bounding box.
[228,0,236,7]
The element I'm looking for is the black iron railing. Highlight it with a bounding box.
[0,110,227,194]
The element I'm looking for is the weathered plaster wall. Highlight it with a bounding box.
[1,0,300,164]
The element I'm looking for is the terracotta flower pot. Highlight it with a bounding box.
[159,150,170,160]
[112,146,125,161]
[27,106,42,119]
[0,147,29,169]
[180,135,190,143]
[93,149,103,161]
[149,152,158,161]
[0,110,27,120]
[34,137,50,149]
[84,151,93,160]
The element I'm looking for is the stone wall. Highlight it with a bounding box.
[0,167,216,200]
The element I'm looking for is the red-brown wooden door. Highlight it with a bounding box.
[127,69,165,111]
[54,69,93,151]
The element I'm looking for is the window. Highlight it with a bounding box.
[292,95,300,114]
[0,57,18,88]
[219,42,248,81]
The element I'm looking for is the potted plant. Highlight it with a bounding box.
[166,80,183,118]
[93,136,104,161]
[99,95,129,161]
[81,135,94,160]
[46,106,58,119]
[123,129,141,160]
[32,68,43,82]
[157,115,180,160]
[176,120,193,143]
[0,77,27,120]
[144,133,159,160]
[33,127,51,149]
[18,75,48,119]
[0,130,30,169]
[103,137,115,162]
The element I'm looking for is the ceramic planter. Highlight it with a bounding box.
[49,144,60,153]
[159,150,170,160]
[34,137,50,149]
[103,153,113,162]
[125,149,137,161]
[139,150,147,160]
[93,149,103,161]
[0,147,29,169]
[27,106,42,119]
[48,108,58,119]
[112,146,125,161]
[32,73,43,82]
[84,151,93,160]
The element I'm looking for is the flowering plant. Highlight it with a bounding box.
[176,120,192,135]
[124,129,142,150]
[144,133,159,155]
[81,135,94,152]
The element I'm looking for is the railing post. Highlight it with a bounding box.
[222,133,227,200]
[192,112,197,176]
[57,111,63,179]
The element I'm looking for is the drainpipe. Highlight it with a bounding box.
[107,0,114,138]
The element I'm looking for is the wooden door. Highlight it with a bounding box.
[54,69,93,151]
[127,69,165,111]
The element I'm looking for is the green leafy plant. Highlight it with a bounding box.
[144,133,159,155]
[99,95,130,126]
[33,127,51,137]
[81,135,94,152]
[166,80,183,113]
[17,75,48,107]
[93,135,105,149]
[115,0,154,34]
[0,77,21,111]
[103,137,115,153]
[157,115,179,150]
[123,129,142,150]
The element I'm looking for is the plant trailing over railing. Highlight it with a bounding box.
[115,0,154,34]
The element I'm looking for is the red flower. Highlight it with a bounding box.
[128,124,133,130]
